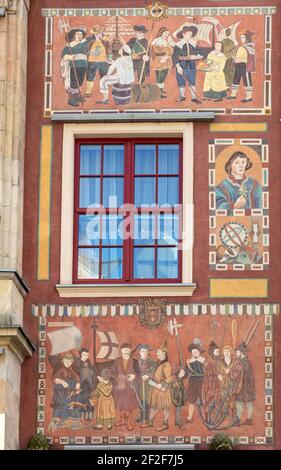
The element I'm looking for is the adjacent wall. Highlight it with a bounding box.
[0,0,32,450]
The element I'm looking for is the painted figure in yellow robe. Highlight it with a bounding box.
[203,42,227,101]
[90,369,116,430]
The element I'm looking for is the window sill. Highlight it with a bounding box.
[56,283,197,298]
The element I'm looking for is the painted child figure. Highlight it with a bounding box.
[90,369,116,430]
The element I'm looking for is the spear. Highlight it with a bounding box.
[245,318,261,347]
[231,319,237,350]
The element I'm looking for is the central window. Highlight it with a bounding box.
[74,138,182,284]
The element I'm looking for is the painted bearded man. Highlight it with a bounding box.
[112,343,140,431]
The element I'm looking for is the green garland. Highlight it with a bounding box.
[208,433,233,450]
[27,432,49,450]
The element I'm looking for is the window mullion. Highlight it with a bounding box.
[124,140,132,282]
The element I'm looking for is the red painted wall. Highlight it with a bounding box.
[20,0,281,450]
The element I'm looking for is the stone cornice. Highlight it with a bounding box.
[0,326,35,363]
[0,270,30,298]
[56,283,197,298]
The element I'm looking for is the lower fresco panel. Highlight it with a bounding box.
[33,303,278,447]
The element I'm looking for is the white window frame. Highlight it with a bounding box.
[57,122,196,298]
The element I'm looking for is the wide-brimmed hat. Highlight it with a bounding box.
[176,25,198,39]
[66,26,87,42]
[134,24,149,33]
[188,338,205,353]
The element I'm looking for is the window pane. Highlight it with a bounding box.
[80,177,100,208]
[78,248,99,279]
[135,177,155,206]
[103,177,124,208]
[158,144,179,174]
[79,215,100,246]
[102,215,123,246]
[135,144,156,174]
[102,248,123,279]
[158,214,179,245]
[103,145,124,175]
[80,145,101,175]
[158,177,179,205]
[157,247,178,279]
[134,247,155,279]
[134,215,155,245]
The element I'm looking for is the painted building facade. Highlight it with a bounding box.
[0,0,281,450]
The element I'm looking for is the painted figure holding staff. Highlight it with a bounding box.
[135,344,156,423]
[61,26,89,107]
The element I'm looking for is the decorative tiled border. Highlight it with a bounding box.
[34,303,277,446]
[32,303,279,318]
[41,7,277,17]
[43,8,274,117]
[209,138,269,271]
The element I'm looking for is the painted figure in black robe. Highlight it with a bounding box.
[178,340,205,423]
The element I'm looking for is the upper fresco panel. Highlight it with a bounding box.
[42,3,276,117]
